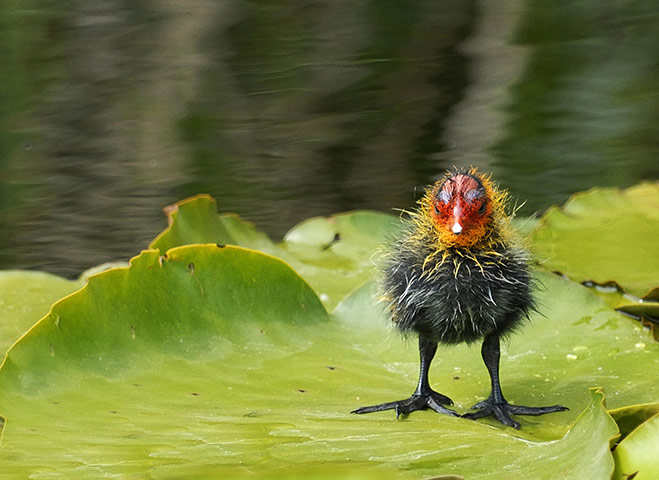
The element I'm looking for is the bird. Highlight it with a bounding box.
[352,167,567,429]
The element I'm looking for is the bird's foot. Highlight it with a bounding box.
[463,397,568,429]
[352,390,458,418]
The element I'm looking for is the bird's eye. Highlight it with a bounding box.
[478,202,487,215]
[434,203,441,215]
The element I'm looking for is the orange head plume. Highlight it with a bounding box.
[415,167,512,250]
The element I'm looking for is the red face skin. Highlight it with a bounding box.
[429,174,493,247]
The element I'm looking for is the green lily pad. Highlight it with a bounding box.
[150,194,277,254]
[279,210,400,308]
[531,182,659,297]
[612,412,659,480]
[609,403,659,441]
[616,288,659,339]
[150,195,400,310]
[1,244,656,478]
[0,271,83,356]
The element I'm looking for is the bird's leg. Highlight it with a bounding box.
[352,336,458,418]
[463,333,568,429]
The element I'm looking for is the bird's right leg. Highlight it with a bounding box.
[463,333,568,429]
[352,336,458,418]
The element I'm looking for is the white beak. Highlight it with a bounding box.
[452,222,463,235]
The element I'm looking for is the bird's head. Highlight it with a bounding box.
[423,168,500,248]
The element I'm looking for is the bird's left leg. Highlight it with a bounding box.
[352,335,458,418]
[463,333,568,429]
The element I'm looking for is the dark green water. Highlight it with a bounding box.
[1,0,657,277]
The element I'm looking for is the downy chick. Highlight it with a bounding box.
[352,167,567,429]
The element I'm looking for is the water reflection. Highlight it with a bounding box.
[0,0,657,277]
[493,0,659,207]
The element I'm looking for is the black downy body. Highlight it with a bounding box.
[385,238,533,345]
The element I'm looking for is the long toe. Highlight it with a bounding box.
[491,405,521,429]
[395,396,427,417]
[427,396,459,416]
[462,406,492,421]
[429,390,454,406]
[508,404,569,416]
[468,400,489,410]
[463,400,567,428]
[353,393,458,418]
[351,400,402,414]
[463,404,520,429]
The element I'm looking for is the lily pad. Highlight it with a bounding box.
[616,288,659,340]
[0,271,83,356]
[612,412,659,480]
[279,210,400,308]
[618,294,659,320]
[0,244,656,478]
[150,195,400,310]
[609,403,659,441]
[530,182,659,297]
[150,194,277,254]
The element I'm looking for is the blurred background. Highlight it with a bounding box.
[1,0,657,278]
